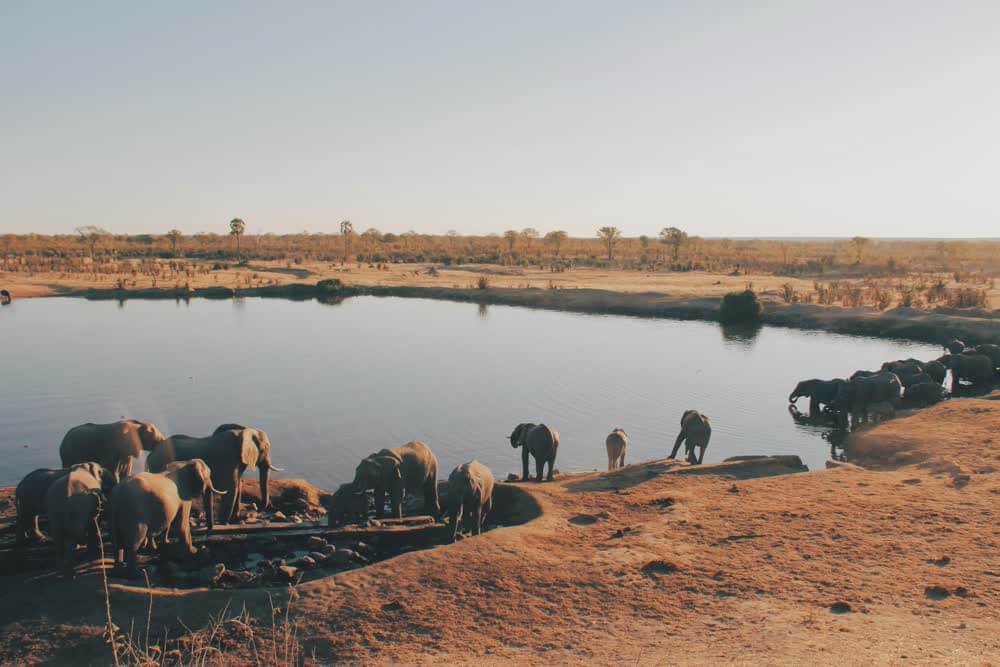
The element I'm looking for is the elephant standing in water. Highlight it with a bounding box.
[788,379,847,418]
[509,423,560,482]
[146,424,280,529]
[110,459,226,578]
[60,419,167,482]
[670,410,711,464]
[446,460,495,541]
[835,372,902,425]
[352,441,440,519]
[605,429,628,470]
[45,463,116,577]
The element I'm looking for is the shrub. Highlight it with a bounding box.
[720,289,762,324]
[780,283,796,303]
[477,275,491,290]
[316,278,343,293]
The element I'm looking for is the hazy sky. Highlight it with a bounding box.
[2,2,998,238]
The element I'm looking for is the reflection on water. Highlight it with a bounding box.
[719,321,763,348]
[0,297,941,487]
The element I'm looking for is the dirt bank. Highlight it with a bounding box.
[1,400,997,665]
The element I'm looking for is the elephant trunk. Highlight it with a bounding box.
[204,489,214,532]
[788,391,799,403]
[259,466,271,510]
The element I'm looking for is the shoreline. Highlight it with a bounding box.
[16,280,1000,346]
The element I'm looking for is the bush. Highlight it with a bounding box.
[316,278,343,293]
[477,276,491,290]
[720,289,762,323]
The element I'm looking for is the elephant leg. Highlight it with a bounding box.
[474,503,483,536]
[126,525,147,578]
[607,452,613,471]
[424,479,440,517]
[229,479,243,523]
[374,488,386,519]
[521,446,530,482]
[450,503,462,542]
[535,456,545,483]
[175,504,196,557]
[809,396,820,418]
[482,496,492,531]
[697,446,706,465]
[619,453,625,468]
[546,456,555,482]
[218,471,239,525]
[669,433,684,460]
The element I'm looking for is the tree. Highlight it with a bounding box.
[340,220,354,262]
[167,229,183,256]
[639,235,650,250]
[544,230,568,258]
[849,236,870,264]
[75,225,111,259]
[597,226,622,261]
[521,228,540,254]
[659,227,688,262]
[503,230,520,254]
[229,218,246,259]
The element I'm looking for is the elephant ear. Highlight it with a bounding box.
[509,424,527,448]
[251,429,272,466]
[120,422,143,458]
[238,430,260,469]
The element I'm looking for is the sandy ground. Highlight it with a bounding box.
[0,397,997,665]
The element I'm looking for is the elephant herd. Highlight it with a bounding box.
[15,419,280,578]
[16,411,714,579]
[789,338,1000,427]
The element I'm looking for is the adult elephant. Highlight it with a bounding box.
[15,464,115,548]
[901,372,934,389]
[146,424,280,528]
[974,344,1000,373]
[939,353,994,391]
[902,382,947,408]
[922,360,947,385]
[45,463,116,577]
[352,441,440,519]
[788,379,848,418]
[60,419,167,482]
[670,410,712,464]
[945,339,966,354]
[445,460,495,541]
[605,428,628,470]
[835,372,902,425]
[110,459,226,578]
[881,360,924,379]
[509,423,560,482]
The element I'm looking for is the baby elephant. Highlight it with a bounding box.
[16,464,115,549]
[322,483,369,527]
[110,459,226,578]
[605,429,628,470]
[446,461,495,541]
[670,410,711,465]
[44,463,116,577]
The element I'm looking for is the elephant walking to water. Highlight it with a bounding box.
[446,461,495,541]
[146,424,280,529]
[509,423,560,482]
[788,379,847,418]
[45,463,116,577]
[352,441,440,519]
[605,429,628,470]
[670,410,711,464]
[60,419,167,482]
[110,459,226,578]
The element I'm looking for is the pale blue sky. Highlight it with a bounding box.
[2,2,998,237]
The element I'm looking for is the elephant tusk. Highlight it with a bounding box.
[267,464,284,472]
[209,485,228,495]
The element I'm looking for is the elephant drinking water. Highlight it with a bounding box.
[352,441,440,519]
[788,379,848,418]
[670,410,711,464]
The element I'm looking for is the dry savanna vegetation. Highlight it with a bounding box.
[0,226,997,311]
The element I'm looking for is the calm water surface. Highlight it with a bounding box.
[0,296,940,487]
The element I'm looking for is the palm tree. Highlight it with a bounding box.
[340,220,354,262]
[229,218,246,259]
[597,227,622,261]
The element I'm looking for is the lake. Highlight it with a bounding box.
[0,296,941,487]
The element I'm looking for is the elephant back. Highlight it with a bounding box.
[529,424,559,456]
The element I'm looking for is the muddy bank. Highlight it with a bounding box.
[16,280,1000,344]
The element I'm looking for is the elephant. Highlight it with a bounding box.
[44,463,115,577]
[902,382,947,408]
[15,464,115,548]
[60,419,167,482]
[901,372,934,389]
[867,400,895,423]
[974,344,1000,373]
[605,428,628,470]
[508,423,560,482]
[788,379,848,418]
[445,460,495,541]
[146,424,280,529]
[922,360,947,385]
[938,353,994,391]
[945,339,967,354]
[881,360,924,379]
[110,459,225,578]
[321,483,369,527]
[835,372,902,426]
[670,410,712,464]
[352,441,440,519]
[0,289,10,304]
